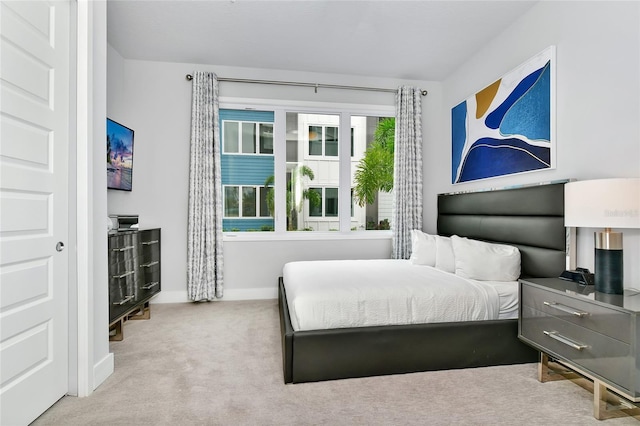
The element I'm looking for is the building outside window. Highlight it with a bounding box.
[220,110,274,231]
[220,106,393,234]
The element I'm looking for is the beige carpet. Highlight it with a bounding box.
[33,300,637,425]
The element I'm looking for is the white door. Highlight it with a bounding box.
[0,1,70,424]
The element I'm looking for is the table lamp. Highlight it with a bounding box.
[564,178,640,294]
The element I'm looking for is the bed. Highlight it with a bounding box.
[278,181,568,383]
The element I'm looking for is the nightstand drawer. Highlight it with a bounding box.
[522,284,630,343]
[521,305,632,392]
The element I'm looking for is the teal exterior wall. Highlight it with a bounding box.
[220,109,275,231]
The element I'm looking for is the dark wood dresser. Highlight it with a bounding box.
[108,228,161,340]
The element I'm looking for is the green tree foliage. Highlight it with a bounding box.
[353,117,395,207]
[264,165,321,231]
[107,134,112,164]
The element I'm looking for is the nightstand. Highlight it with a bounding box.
[519,278,640,420]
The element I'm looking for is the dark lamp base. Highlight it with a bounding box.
[594,248,623,294]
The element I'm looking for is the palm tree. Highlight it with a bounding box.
[353,117,395,207]
[107,134,112,164]
[264,165,321,231]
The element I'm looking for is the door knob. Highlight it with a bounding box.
[56,242,65,252]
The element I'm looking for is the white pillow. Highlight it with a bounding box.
[451,235,521,281]
[434,236,456,273]
[409,230,437,266]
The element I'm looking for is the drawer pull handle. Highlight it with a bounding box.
[112,245,135,252]
[140,261,159,268]
[112,270,134,279]
[142,282,159,290]
[543,301,589,318]
[543,330,588,350]
[113,295,134,305]
[142,240,159,246]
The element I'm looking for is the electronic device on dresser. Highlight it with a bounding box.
[108,214,139,232]
[559,267,594,286]
[519,277,640,420]
[108,228,161,341]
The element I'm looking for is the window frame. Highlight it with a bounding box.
[307,186,339,218]
[219,98,395,240]
[307,124,340,158]
[221,119,274,156]
[222,184,273,220]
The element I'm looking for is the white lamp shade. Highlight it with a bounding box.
[565,178,640,229]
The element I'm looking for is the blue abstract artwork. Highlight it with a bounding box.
[451,47,555,184]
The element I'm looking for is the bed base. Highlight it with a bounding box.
[279,278,538,384]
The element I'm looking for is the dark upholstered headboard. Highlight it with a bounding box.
[437,181,568,279]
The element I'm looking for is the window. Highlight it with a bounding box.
[308,126,322,156]
[223,120,273,154]
[220,110,275,232]
[307,125,338,157]
[351,128,355,157]
[309,188,323,217]
[242,187,256,217]
[222,185,273,231]
[220,106,393,234]
[224,186,239,217]
[223,185,271,218]
[288,113,340,231]
[325,188,338,217]
[308,187,338,218]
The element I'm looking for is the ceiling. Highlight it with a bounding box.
[107,0,538,82]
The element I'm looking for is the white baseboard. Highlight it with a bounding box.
[149,291,190,304]
[93,352,114,391]
[150,287,277,304]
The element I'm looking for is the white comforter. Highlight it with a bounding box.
[283,259,504,331]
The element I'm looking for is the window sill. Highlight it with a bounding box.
[222,230,392,242]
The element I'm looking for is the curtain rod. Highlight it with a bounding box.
[185,74,427,96]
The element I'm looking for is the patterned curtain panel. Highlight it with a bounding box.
[392,86,423,259]
[187,71,224,300]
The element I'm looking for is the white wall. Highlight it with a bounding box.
[107,1,639,298]
[438,1,640,286]
[71,0,111,397]
[106,51,440,301]
[90,0,111,390]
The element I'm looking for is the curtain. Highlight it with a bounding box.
[187,71,224,301]
[392,86,423,259]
